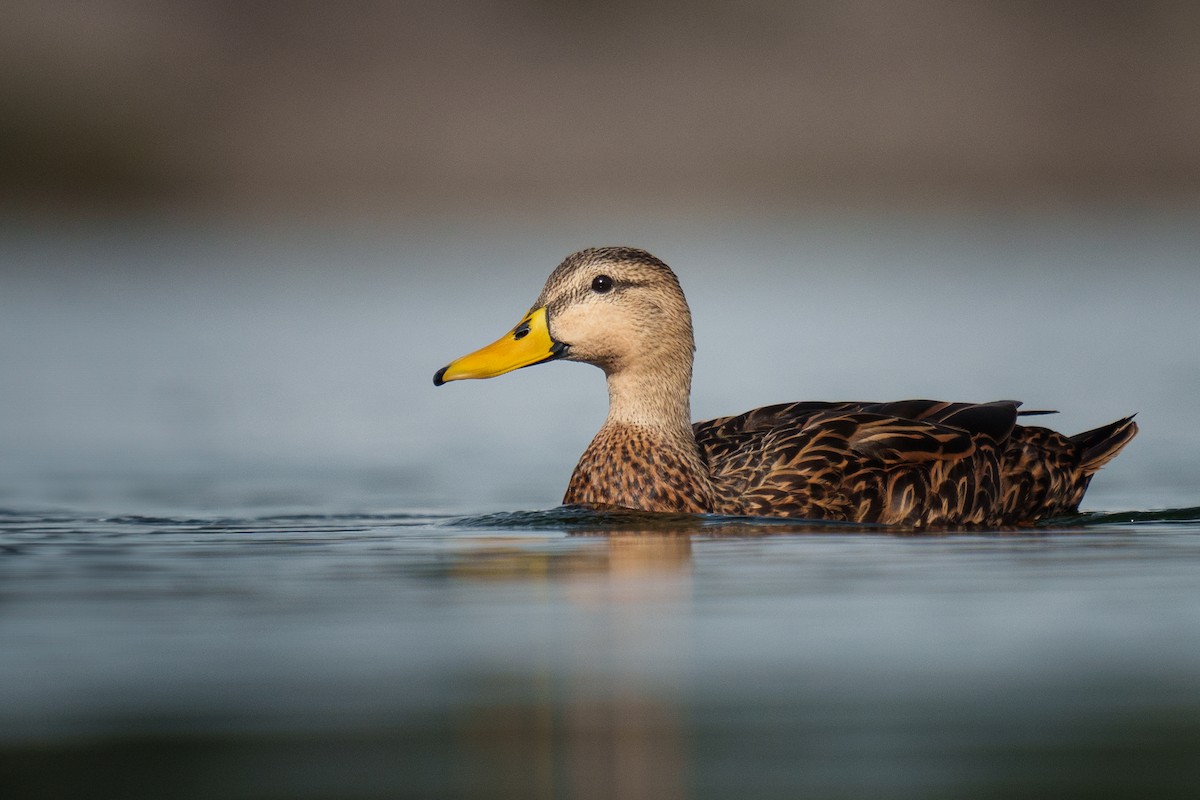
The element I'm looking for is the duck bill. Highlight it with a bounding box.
[434,306,565,385]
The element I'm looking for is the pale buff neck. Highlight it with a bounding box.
[601,357,696,443]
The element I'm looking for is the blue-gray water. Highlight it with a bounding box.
[3,212,1199,797]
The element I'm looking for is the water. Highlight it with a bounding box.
[2,212,1200,797]
[3,504,1200,798]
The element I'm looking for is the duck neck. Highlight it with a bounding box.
[563,359,715,514]
[602,359,695,441]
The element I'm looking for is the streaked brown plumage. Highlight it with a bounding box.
[435,247,1137,527]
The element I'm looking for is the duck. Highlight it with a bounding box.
[433,247,1137,527]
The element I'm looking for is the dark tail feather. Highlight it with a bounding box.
[1071,415,1138,474]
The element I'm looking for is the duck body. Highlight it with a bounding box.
[694,399,1133,526]
[435,247,1136,527]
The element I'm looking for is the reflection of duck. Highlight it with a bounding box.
[446,532,691,583]
[435,248,1137,527]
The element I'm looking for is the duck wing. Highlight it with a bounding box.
[693,399,1020,457]
[694,399,1136,526]
[695,402,1013,524]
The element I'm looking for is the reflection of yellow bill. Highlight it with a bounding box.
[434,306,564,385]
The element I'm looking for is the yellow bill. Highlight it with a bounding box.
[434,306,565,385]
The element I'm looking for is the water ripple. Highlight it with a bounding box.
[3,505,1200,540]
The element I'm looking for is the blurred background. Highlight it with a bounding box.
[5,0,1200,216]
[2,0,1198,513]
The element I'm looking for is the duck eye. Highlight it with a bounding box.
[591,274,614,293]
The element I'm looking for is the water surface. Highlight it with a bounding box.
[3,499,1200,799]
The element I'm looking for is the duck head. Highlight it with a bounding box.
[433,247,695,385]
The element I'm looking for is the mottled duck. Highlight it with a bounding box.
[434,247,1136,526]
